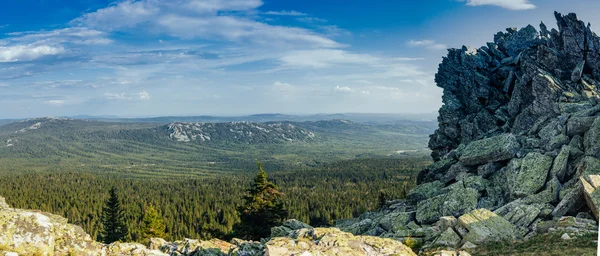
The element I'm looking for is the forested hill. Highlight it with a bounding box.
[0,117,433,173]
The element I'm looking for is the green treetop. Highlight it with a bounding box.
[100,187,128,243]
[233,162,288,240]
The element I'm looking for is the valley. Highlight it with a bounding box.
[0,115,433,242]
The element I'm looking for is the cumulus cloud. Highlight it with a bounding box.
[0,45,64,62]
[407,40,447,50]
[459,0,535,10]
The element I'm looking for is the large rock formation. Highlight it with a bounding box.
[336,12,600,252]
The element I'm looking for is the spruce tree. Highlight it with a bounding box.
[100,187,128,243]
[141,204,166,242]
[233,162,287,240]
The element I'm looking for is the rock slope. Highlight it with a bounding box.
[336,12,600,251]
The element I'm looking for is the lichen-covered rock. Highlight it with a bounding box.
[459,134,520,166]
[458,209,519,245]
[551,145,570,181]
[159,238,234,255]
[267,228,416,256]
[0,198,104,256]
[408,181,445,201]
[552,181,585,217]
[580,175,600,220]
[584,117,600,158]
[378,211,414,233]
[270,219,312,237]
[416,185,479,224]
[431,228,461,247]
[505,152,553,198]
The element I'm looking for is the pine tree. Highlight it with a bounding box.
[100,187,128,243]
[233,162,287,240]
[141,204,166,242]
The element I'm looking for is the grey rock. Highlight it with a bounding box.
[551,145,570,181]
[477,162,503,178]
[416,185,480,224]
[566,116,596,136]
[552,181,584,217]
[505,152,553,198]
[460,134,520,166]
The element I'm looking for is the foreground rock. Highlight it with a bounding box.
[0,198,416,256]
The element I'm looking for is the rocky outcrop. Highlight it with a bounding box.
[335,12,600,253]
[166,122,315,144]
[0,199,416,256]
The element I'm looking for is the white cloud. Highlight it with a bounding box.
[105,93,132,100]
[461,0,536,10]
[281,49,378,68]
[44,100,65,106]
[0,45,64,62]
[334,86,353,93]
[394,57,425,61]
[264,10,307,16]
[73,0,339,48]
[139,90,151,100]
[297,17,327,23]
[407,40,447,50]
[5,28,113,46]
[106,91,151,101]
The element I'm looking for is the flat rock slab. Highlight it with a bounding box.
[460,134,520,166]
[458,209,519,245]
[506,152,553,198]
[580,175,600,220]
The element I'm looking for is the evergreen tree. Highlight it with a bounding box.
[141,204,167,242]
[233,162,287,240]
[100,187,128,243]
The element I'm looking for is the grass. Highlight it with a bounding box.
[467,232,598,256]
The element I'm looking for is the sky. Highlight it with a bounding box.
[2,0,600,118]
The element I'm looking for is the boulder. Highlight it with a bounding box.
[0,197,104,256]
[271,219,312,237]
[551,145,570,181]
[458,209,519,245]
[434,216,458,231]
[379,211,415,233]
[506,152,553,198]
[552,181,585,217]
[566,116,596,136]
[584,117,600,158]
[580,175,600,220]
[432,228,461,248]
[408,181,445,201]
[270,228,417,256]
[459,134,520,166]
[416,185,479,224]
[494,201,544,228]
[477,162,502,178]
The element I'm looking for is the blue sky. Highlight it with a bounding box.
[1,0,600,118]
